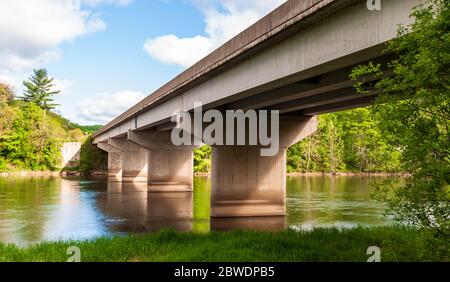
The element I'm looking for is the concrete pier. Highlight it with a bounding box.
[211,116,317,217]
[107,138,148,182]
[128,131,195,192]
[97,142,122,181]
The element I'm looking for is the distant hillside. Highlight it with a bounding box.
[49,112,102,134]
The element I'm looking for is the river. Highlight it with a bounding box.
[0,176,396,246]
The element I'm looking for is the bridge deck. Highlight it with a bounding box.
[92,0,360,139]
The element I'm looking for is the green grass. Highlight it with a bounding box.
[0,226,447,262]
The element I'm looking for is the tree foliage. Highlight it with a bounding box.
[0,68,97,172]
[0,101,96,172]
[194,145,212,173]
[0,83,14,104]
[287,108,402,173]
[0,103,63,171]
[22,69,60,110]
[78,137,107,173]
[351,0,449,251]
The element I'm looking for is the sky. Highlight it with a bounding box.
[0,0,286,125]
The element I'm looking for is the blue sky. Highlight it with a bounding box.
[0,0,285,125]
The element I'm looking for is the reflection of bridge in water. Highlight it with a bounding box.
[96,182,286,233]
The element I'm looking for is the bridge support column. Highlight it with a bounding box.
[97,142,122,181]
[211,115,317,217]
[128,131,196,192]
[108,138,148,182]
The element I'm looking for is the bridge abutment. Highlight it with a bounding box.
[211,115,317,217]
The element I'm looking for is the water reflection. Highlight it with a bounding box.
[0,175,396,245]
[96,182,194,233]
[286,176,396,230]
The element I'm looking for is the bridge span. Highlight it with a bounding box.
[92,0,420,217]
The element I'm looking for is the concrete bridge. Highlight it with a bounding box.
[92,0,420,217]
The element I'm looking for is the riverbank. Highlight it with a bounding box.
[287,172,410,177]
[0,170,107,177]
[0,171,61,177]
[0,226,446,262]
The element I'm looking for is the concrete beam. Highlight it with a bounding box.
[301,94,376,115]
[227,56,392,111]
[275,88,380,114]
[97,142,121,153]
[128,130,196,151]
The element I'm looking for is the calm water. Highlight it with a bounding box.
[0,176,395,245]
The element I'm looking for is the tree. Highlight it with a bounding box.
[0,103,62,171]
[0,83,14,104]
[22,69,60,110]
[194,145,212,173]
[351,0,449,255]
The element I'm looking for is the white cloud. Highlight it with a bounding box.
[0,0,134,123]
[81,0,133,7]
[53,79,75,96]
[0,71,17,87]
[144,35,212,68]
[77,90,146,124]
[144,0,286,68]
[0,0,109,73]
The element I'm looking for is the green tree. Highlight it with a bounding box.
[351,0,449,254]
[22,69,60,110]
[0,104,62,171]
[78,137,107,173]
[0,83,14,104]
[194,145,212,173]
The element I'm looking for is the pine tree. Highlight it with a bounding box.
[22,69,60,110]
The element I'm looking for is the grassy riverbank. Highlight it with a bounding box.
[0,226,446,262]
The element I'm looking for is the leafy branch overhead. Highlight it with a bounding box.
[351,0,449,251]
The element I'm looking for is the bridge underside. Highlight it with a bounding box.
[94,0,419,218]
